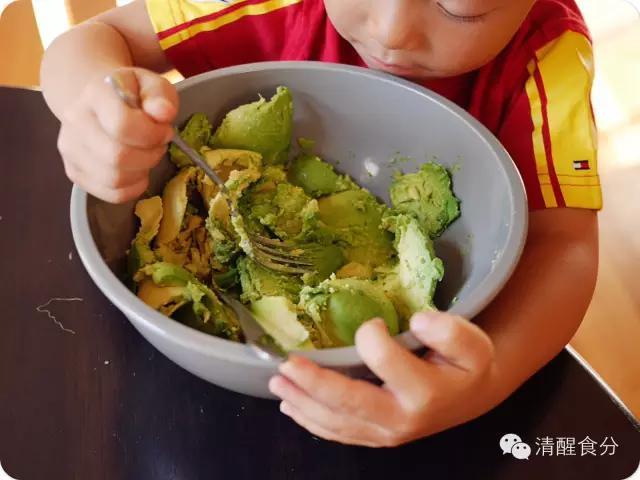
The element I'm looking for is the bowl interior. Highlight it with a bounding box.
[85,62,527,356]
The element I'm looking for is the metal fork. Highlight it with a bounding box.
[105,73,313,275]
[216,290,287,361]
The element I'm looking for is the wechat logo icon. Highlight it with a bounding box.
[500,433,532,460]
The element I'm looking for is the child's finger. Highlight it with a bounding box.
[270,375,389,446]
[66,153,149,204]
[88,176,149,204]
[134,69,179,123]
[108,67,179,123]
[410,312,495,373]
[73,108,167,172]
[279,401,360,446]
[82,162,149,191]
[90,76,174,149]
[275,356,402,427]
[355,318,439,402]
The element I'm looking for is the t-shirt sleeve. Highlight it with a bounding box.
[497,30,602,210]
[145,0,303,77]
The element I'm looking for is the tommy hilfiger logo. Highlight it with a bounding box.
[573,160,591,171]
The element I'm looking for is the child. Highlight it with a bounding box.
[41,0,601,447]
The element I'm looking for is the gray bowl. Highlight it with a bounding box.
[70,62,528,398]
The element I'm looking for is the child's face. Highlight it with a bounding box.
[324,0,536,79]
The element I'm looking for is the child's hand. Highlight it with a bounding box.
[57,67,178,203]
[269,311,497,447]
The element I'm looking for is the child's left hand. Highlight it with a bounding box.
[269,311,497,447]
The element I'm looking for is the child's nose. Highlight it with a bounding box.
[368,1,425,51]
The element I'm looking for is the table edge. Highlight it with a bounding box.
[565,345,640,430]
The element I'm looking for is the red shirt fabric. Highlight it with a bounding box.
[147,0,602,210]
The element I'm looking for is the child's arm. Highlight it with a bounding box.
[475,208,597,399]
[269,207,598,447]
[41,0,177,203]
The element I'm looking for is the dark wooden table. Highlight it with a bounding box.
[1,87,638,480]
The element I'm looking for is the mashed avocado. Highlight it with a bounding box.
[237,256,303,304]
[130,87,460,351]
[240,176,319,240]
[390,162,460,237]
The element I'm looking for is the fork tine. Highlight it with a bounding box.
[253,251,312,275]
[253,247,314,269]
[253,235,303,250]
[252,242,314,266]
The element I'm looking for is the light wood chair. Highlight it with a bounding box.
[0,0,44,87]
[0,0,181,88]
[0,0,117,87]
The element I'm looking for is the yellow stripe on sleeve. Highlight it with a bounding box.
[524,60,557,208]
[145,0,238,35]
[534,31,602,209]
[146,0,302,50]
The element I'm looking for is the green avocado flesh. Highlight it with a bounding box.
[317,189,393,268]
[128,86,460,351]
[389,162,460,238]
[210,87,293,165]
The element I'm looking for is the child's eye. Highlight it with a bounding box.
[436,2,487,23]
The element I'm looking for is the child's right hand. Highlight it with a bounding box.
[57,67,178,203]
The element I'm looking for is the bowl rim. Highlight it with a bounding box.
[70,61,528,368]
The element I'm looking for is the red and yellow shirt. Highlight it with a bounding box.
[146,0,602,210]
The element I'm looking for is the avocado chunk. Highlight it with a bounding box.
[238,165,337,247]
[381,214,444,323]
[143,260,193,286]
[237,256,303,304]
[288,154,342,197]
[204,158,263,264]
[335,261,373,280]
[128,196,163,278]
[241,180,319,240]
[318,189,393,268]
[212,267,239,290]
[137,279,188,316]
[196,148,262,206]
[250,296,314,352]
[153,166,208,274]
[169,113,212,168]
[206,194,240,265]
[210,87,293,165]
[389,162,460,237]
[303,243,346,283]
[138,262,241,340]
[156,167,198,245]
[300,278,399,346]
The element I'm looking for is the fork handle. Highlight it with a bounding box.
[169,133,228,191]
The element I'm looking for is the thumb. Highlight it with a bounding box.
[409,311,495,372]
[137,68,179,123]
[114,67,179,123]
